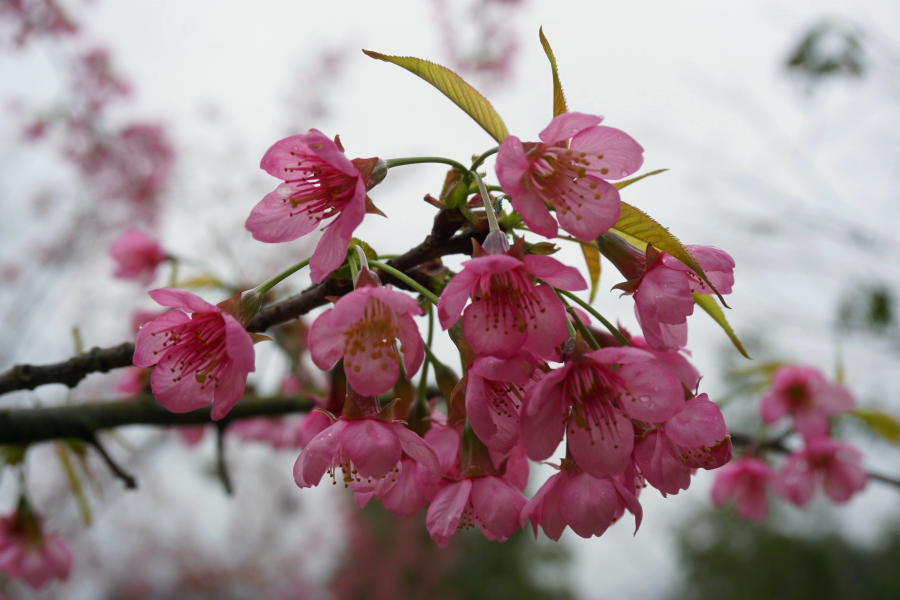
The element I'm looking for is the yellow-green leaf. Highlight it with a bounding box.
[613,202,727,305]
[613,168,668,191]
[852,409,900,444]
[363,50,510,143]
[693,293,750,358]
[539,27,567,118]
[581,242,601,302]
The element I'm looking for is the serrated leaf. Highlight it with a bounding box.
[852,409,900,444]
[693,293,750,358]
[539,27,567,118]
[363,50,510,143]
[581,242,601,302]
[613,203,727,305]
[613,169,669,191]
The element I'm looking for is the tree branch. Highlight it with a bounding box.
[0,208,485,397]
[0,395,315,445]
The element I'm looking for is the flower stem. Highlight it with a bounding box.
[417,305,434,402]
[470,146,499,171]
[255,257,311,296]
[555,289,632,347]
[369,260,440,306]
[385,156,469,174]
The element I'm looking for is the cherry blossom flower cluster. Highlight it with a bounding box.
[712,364,866,521]
[128,93,740,548]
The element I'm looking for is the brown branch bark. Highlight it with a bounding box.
[0,395,315,445]
[0,208,485,397]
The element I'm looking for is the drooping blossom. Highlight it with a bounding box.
[133,288,256,420]
[437,238,586,360]
[597,233,735,352]
[425,475,526,547]
[293,396,441,492]
[355,455,430,518]
[108,228,167,284]
[774,436,867,506]
[309,283,424,397]
[520,346,684,479]
[711,456,775,521]
[246,131,382,282]
[495,111,643,240]
[521,459,642,541]
[633,393,732,496]
[0,506,71,590]
[760,365,854,437]
[413,418,462,503]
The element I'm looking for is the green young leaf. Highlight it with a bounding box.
[693,293,750,358]
[612,202,727,305]
[581,242,602,303]
[539,27,567,117]
[363,50,510,143]
[613,168,669,191]
[852,409,900,444]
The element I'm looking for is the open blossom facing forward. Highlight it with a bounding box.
[108,228,166,284]
[520,346,684,478]
[438,240,586,360]
[134,288,256,420]
[760,365,854,437]
[496,111,643,240]
[309,283,424,397]
[245,130,377,282]
[711,456,775,521]
[775,436,867,506]
[0,508,71,590]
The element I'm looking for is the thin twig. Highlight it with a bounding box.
[86,433,138,490]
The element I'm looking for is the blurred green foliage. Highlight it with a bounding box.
[677,510,900,600]
[787,20,865,86]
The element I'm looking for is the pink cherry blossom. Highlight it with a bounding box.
[293,417,440,490]
[521,462,641,541]
[437,243,586,360]
[425,475,526,547]
[116,366,148,397]
[0,510,71,590]
[108,228,167,284]
[774,436,867,506]
[760,365,854,437]
[245,130,368,282]
[309,284,424,397]
[631,246,735,352]
[466,350,544,453]
[491,441,531,492]
[630,336,701,392]
[413,420,461,503]
[633,393,731,496]
[520,346,684,479]
[133,288,256,420]
[495,112,643,240]
[356,456,430,518]
[711,456,775,521]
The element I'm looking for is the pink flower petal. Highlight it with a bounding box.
[396,313,425,379]
[538,112,603,145]
[245,184,322,243]
[634,266,694,326]
[617,362,685,423]
[665,394,728,448]
[148,288,217,313]
[340,419,402,480]
[438,268,477,329]
[567,408,634,479]
[470,351,539,386]
[523,284,569,360]
[308,309,343,371]
[293,420,347,488]
[222,313,256,374]
[522,255,587,291]
[392,423,440,476]
[426,480,472,547]
[210,362,249,420]
[471,476,526,542]
[463,298,529,359]
[381,457,428,517]
[559,472,617,539]
[569,125,644,180]
[150,353,215,413]
[133,310,190,368]
[554,176,621,240]
[519,368,569,461]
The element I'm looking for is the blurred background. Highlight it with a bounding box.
[1,0,899,598]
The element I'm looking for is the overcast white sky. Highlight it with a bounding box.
[2,1,900,598]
